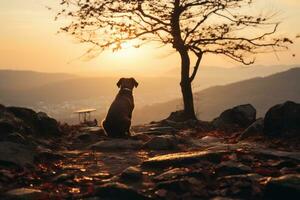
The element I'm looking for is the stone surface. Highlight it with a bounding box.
[200,136,222,143]
[143,135,178,150]
[0,105,61,138]
[216,174,262,198]
[216,161,252,176]
[0,142,35,167]
[52,173,75,183]
[149,126,176,132]
[143,150,227,168]
[95,182,149,200]
[239,118,264,140]
[121,166,143,180]
[154,168,190,181]
[213,104,256,128]
[264,101,300,137]
[74,131,103,142]
[89,139,143,151]
[5,188,45,200]
[155,177,201,195]
[264,174,300,200]
[34,151,66,162]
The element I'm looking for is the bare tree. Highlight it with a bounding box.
[56,0,292,120]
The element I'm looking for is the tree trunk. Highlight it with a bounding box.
[179,48,197,120]
[171,0,197,120]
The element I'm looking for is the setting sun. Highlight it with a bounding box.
[110,40,143,60]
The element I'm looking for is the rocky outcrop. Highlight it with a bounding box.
[264,101,300,137]
[0,105,61,138]
[213,104,256,129]
[1,103,300,200]
[0,105,63,168]
[7,107,61,137]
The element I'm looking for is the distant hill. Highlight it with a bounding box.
[169,64,299,91]
[0,66,299,124]
[134,68,300,124]
[0,76,180,105]
[1,65,298,105]
[0,70,77,90]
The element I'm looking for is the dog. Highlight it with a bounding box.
[102,78,138,138]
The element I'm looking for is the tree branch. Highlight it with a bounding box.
[189,49,203,82]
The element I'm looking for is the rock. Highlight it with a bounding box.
[213,104,256,128]
[142,150,227,168]
[34,150,66,162]
[216,174,262,198]
[239,118,264,140]
[7,107,61,137]
[216,161,252,176]
[264,101,300,137]
[0,142,35,167]
[270,160,298,168]
[143,135,178,150]
[252,148,300,161]
[187,136,223,149]
[0,106,61,138]
[89,139,143,151]
[264,174,300,200]
[80,126,105,134]
[210,197,241,200]
[52,173,75,183]
[130,133,151,142]
[95,182,149,200]
[36,112,61,136]
[120,166,143,181]
[155,177,205,198]
[5,188,46,200]
[4,132,28,144]
[200,136,222,143]
[154,168,190,181]
[165,110,188,122]
[0,107,29,136]
[74,131,103,143]
[149,126,176,132]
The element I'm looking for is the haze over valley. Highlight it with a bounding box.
[1,64,299,124]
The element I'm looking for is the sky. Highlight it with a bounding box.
[0,0,299,77]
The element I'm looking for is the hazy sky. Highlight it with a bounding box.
[0,0,299,76]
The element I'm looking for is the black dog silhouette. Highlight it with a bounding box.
[102,78,138,138]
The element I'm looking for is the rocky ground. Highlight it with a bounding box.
[0,101,300,200]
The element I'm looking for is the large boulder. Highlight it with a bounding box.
[0,106,30,137]
[213,104,256,129]
[239,118,264,140]
[264,101,300,137]
[7,107,61,137]
[0,105,61,139]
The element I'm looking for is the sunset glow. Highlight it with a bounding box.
[0,0,299,76]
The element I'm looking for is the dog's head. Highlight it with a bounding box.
[117,77,138,90]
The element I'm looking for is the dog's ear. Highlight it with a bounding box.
[117,78,124,88]
[131,78,139,88]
